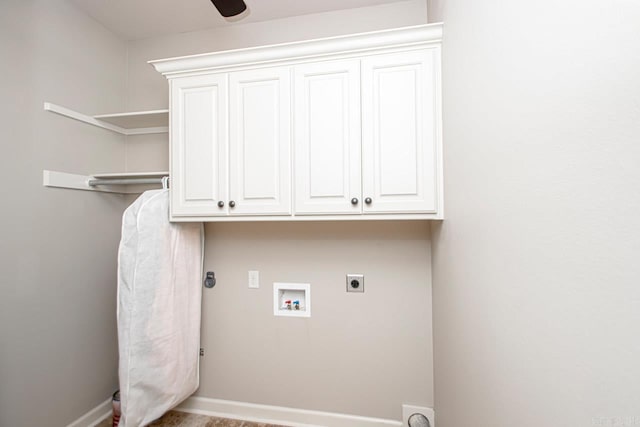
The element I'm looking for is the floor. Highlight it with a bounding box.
[96,410,286,427]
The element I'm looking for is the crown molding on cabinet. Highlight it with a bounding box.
[149,23,443,76]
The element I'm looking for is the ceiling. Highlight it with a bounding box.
[71,0,412,41]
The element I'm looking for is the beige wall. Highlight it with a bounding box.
[429,1,640,426]
[124,1,433,420]
[202,222,432,420]
[0,1,128,426]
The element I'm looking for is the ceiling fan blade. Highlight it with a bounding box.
[210,0,247,17]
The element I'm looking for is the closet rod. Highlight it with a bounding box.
[88,177,167,186]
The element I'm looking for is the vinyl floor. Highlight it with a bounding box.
[96,410,286,427]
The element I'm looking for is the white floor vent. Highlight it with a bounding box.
[402,405,435,427]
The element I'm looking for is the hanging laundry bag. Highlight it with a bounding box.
[117,189,203,426]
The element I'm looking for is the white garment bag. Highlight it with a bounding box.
[117,190,203,427]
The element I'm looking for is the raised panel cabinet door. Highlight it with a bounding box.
[171,73,228,217]
[361,49,440,213]
[294,59,362,215]
[229,67,291,215]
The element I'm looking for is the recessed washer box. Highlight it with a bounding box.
[273,282,311,317]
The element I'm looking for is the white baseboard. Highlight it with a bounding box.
[66,398,111,427]
[66,395,404,427]
[176,396,403,427]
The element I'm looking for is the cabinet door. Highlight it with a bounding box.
[361,49,439,213]
[229,67,291,215]
[171,74,228,217]
[294,59,362,215]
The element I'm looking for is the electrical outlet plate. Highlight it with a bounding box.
[402,404,435,427]
[346,274,364,292]
[248,270,259,288]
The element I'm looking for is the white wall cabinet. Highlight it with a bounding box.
[361,49,437,214]
[229,67,291,215]
[153,24,443,221]
[294,59,362,215]
[294,50,439,216]
[171,68,291,218]
[171,73,228,217]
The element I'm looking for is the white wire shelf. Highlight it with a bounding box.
[43,170,169,194]
[44,102,168,135]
